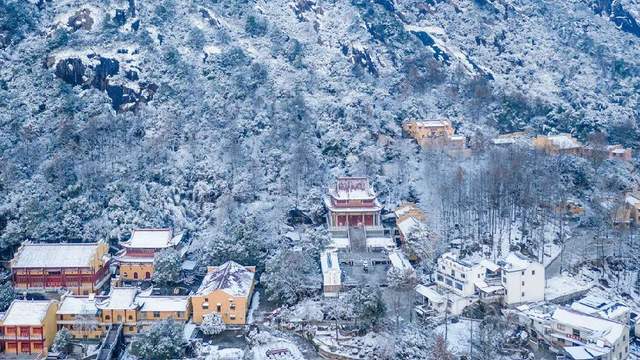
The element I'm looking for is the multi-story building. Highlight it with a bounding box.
[96,287,140,336]
[191,261,256,325]
[321,250,342,297]
[324,177,383,232]
[56,294,102,340]
[57,290,191,338]
[116,229,184,281]
[11,241,111,295]
[0,300,58,357]
[433,252,499,314]
[499,252,545,305]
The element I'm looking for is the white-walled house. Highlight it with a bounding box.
[435,252,486,298]
[499,252,545,305]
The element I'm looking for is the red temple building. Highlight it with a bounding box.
[324,177,383,231]
[116,229,184,282]
[10,242,111,295]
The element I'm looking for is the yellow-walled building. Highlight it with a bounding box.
[11,241,111,295]
[0,300,58,357]
[116,229,184,282]
[191,261,255,325]
[57,289,191,338]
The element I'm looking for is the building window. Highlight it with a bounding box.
[202,303,209,310]
[230,303,236,310]
[521,292,525,297]
[531,270,535,275]
[176,311,183,318]
[134,272,139,279]
[450,270,455,276]
[128,315,133,321]
[445,279,453,286]
[461,274,466,279]
[521,271,525,276]
[230,315,236,320]
[436,275,443,282]
[105,315,111,321]
[572,329,580,337]
[153,312,160,318]
[145,272,151,279]
[129,326,135,332]
[455,283,463,290]
[216,304,222,312]
[117,315,122,322]
[521,281,525,286]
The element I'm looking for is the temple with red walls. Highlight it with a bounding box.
[324,177,383,231]
[10,242,111,295]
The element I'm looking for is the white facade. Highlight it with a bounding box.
[435,252,487,297]
[320,250,341,297]
[500,253,545,305]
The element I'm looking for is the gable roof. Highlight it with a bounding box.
[122,229,179,249]
[196,261,255,297]
[137,296,189,312]
[57,296,99,315]
[2,300,54,326]
[12,242,102,268]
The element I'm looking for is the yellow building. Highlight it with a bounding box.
[403,120,466,150]
[116,229,184,281]
[191,261,256,325]
[57,290,190,338]
[0,300,58,357]
[57,294,103,340]
[11,241,111,295]
[93,287,141,336]
[532,134,582,156]
[136,296,191,332]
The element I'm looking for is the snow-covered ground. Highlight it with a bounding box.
[434,318,478,356]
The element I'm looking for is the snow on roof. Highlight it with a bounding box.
[397,216,421,237]
[563,346,607,360]
[500,252,534,272]
[57,296,98,315]
[181,259,197,271]
[545,276,592,302]
[625,194,640,207]
[547,134,581,149]
[197,261,255,297]
[2,300,54,326]
[480,259,500,272]
[12,242,102,268]
[491,137,516,145]
[415,284,444,303]
[412,120,451,128]
[327,236,350,249]
[329,177,376,200]
[323,196,383,212]
[366,237,395,250]
[137,296,189,312]
[570,295,630,321]
[449,135,465,141]
[474,280,504,294]
[321,250,341,288]
[97,288,139,310]
[552,308,625,346]
[123,229,178,249]
[388,251,413,271]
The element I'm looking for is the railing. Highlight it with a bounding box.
[96,323,123,360]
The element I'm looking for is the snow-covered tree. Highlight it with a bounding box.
[404,223,439,265]
[52,327,73,354]
[261,247,320,305]
[152,248,181,289]
[0,281,15,311]
[200,313,225,335]
[130,319,185,360]
[346,285,386,330]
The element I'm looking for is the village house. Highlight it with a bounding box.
[10,241,111,295]
[116,228,184,282]
[191,261,256,325]
[0,300,58,357]
[490,132,529,147]
[569,295,630,324]
[533,134,583,156]
[430,252,500,314]
[605,145,632,161]
[514,304,630,360]
[624,192,640,224]
[403,120,466,150]
[498,252,545,305]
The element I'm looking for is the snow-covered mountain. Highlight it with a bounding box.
[1,0,640,248]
